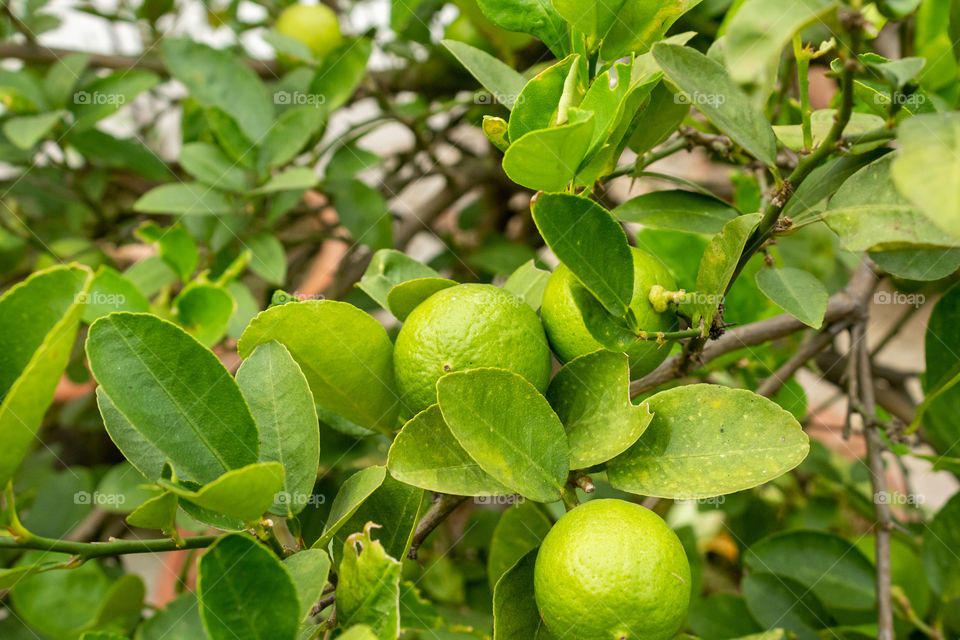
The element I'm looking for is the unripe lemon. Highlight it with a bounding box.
[540,247,678,377]
[393,283,552,414]
[275,4,343,60]
[534,499,691,640]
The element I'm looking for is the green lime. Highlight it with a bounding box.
[275,4,343,60]
[393,283,552,414]
[541,247,678,377]
[534,499,691,640]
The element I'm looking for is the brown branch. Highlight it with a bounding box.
[630,260,879,398]
[407,494,467,560]
[757,322,848,397]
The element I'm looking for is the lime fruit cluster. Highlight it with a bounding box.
[393,283,552,414]
[534,499,691,640]
[541,247,678,377]
[275,3,343,60]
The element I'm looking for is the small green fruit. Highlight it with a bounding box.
[275,4,343,60]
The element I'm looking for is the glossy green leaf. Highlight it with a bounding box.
[283,549,331,621]
[357,249,439,311]
[824,154,960,251]
[172,282,235,346]
[502,115,595,191]
[437,368,568,502]
[614,190,739,234]
[546,350,653,469]
[607,384,809,498]
[892,112,960,236]
[337,524,402,639]
[163,38,273,140]
[386,277,457,321]
[531,192,633,318]
[492,551,554,640]
[198,534,300,640]
[508,56,585,142]
[745,531,876,610]
[629,84,689,156]
[236,341,320,516]
[91,573,145,633]
[782,150,889,225]
[686,213,762,327]
[724,0,837,89]
[474,0,566,55]
[313,465,387,550]
[255,167,319,193]
[82,266,150,323]
[870,248,960,281]
[2,110,63,149]
[134,182,234,216]
[653,43,778,167]
[503,259,551,311]
[159,462,283,522]
[482,115,510,150]
[755,267,828,329]
[238,301,399,434]
[179,142,251,192]
[487,501,552,589]
[87,313,259,484]
[96,388,168,481]
[441,40,526,109]
[600,0,702,60]
[133,592,204,640]
[126,490,178,534]
[387,405,512,495]
[0,264,92,487]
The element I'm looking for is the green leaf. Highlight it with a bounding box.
[824,154,960,251]
[599,0,702,60]
[205,107,256,169]
[198,534,300,640]
[629,84,689,156]
[69,128,170,181]
[90,573,145,632]
[312,465,387,550]
[357,249,439,311]
[892,112,960,236]
[387,405,512,495]
[308,38,372,112]
[283,549,331,621]
[508,55,585,142]
[482,115,510,151]
[126,491,178,534]
[87,313,259,483]
[861,53,926,88]
[724,0,837,89]
[255,167,319,193]
[922,283,960,456]
[614,190,739,234]
[82,265,150,323]
[923,492,960,597]
[686,212,762,327]
[96,388,168,481]
[0,264,92,487]
[492,551,554,640]
[781,150,889,225]
[2,111,63,149]
[163,38,273,140]
[257,105,326,170]
[179,142,251,192]
[246,232,287,285]
[134,182,234,216]
[264,31,315,63]
[531,192,633,318]
[324,179,392,250]
[238,301,400,434]
[135,221,199,281]
[337,524,402,639]
[742,573,831,640]
[474,0,567,55]
[755,267,828,329]
[70,70,159,131]
[653,43,778,167]
[503,259,551,311]
[161,462,283,522]
[43,52,90,107]
[135,592,205,640]
[172,282,235,346]
[745,531,876,611]
[487,501,552,589]
[607,384,809,498]
[440,40,526,110]
[687,594,763,640]
[437,368,568,503]
[546,350,653,469]
[236,341,320,517]
[773,110,884,152]
[386,277,457,321]
[869,248,960,281]
[502,116,595,191]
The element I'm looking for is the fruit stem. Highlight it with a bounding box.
[560,485,580,511]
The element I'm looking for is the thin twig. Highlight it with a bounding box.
[757,322,847,397]
[407,494,467,560]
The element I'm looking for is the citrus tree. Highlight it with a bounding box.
[0,0,958,638]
